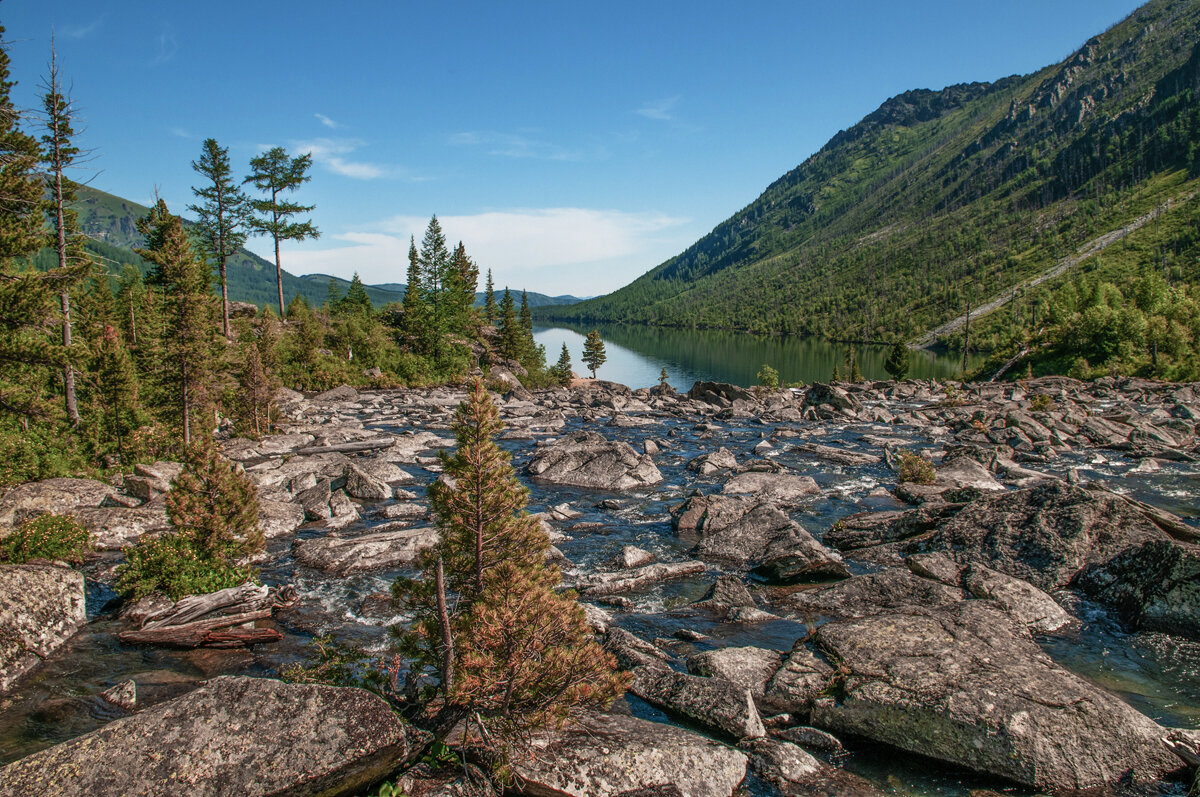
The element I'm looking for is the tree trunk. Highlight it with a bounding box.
[60,291,79,427]
[275,235,285,319]
[220,259,230,339]
[182,363,191,446]
[435,556,455,695]
[961,299,971,377]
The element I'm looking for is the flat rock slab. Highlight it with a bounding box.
[527,431,663,491]
[721,473,818,505]
[514,712,749,797]
[0,565,86,691]
[75,505,172,550]
[0,478,119,529]
[810,601,1181,792]
[0,676,427,797]
[293,528,439,575]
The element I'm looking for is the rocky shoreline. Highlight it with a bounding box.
[1,375,1199,795]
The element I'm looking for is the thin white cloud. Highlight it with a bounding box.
[60,18,104,40]
[149,28,177,66]
[315,113,339,129]
[291,137,388,180]
[636,96,680,121]
[449,130,583,162]
[278,208,692,295]
[168,126,193,139]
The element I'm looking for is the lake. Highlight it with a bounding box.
[534,323,984,389]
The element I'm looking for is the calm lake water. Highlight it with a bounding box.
[534,323,984,389]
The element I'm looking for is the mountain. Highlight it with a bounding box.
[540,0,1200,347]
[67,185,584,310]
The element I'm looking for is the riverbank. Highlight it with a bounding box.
[1,376,1198,795]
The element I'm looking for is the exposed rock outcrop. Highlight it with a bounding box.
[0,565,86,691]
[528,431,663,490]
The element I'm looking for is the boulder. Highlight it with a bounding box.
[722,472,818,505]
[344,462,392,500]
[576,561,707,597]
[0,478,118,529]
[754,530,850,583]
[528,431,663,491]
[791,443,880,467]
[961,562,1073,633]
[311,384,359,403]
[761,645,835,716]
[689,381,756,407]
[257,499,307,540]
[293,527,439,575]
[783,568,962,619]
[809,602,1181,792]
[909,482,1169,592]
[896,456,1003,504]
[1074,538,1200,637]
[687,448,739,476]
[687,646,782,699]
[631,663,766,740]
[610,545,655,569]
[0,565,86,691]
[737,737,884,796]
[802,383,860,412]
[75,504,172,550]
[693,576,757,611]
[513,712,749,797]
[0,676,428,796]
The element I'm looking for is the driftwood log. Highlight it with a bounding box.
[290,438,395,456]
[119,582,298,649]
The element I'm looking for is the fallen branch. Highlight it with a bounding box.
[290,438,395,456]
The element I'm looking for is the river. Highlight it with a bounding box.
[533,324,984,389]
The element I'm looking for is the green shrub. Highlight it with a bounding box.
[115,532,256,600]
[757,364,780,389]
[0,514,91,565]
[281,634,382,690]
[895,450,936,485]
[1029,393,1055,412]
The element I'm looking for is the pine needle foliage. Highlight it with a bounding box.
[165,436,263,561]
[392,378,626,755]
[582,330,606,378]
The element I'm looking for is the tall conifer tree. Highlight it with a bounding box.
[40,42,89,426]
[497,289,521,361]
[392,379,625,745]
[0,26,55,418]
[483,268,496,324]
[245,146,319,318]
[190,138,250,339]
[135,200,217,447]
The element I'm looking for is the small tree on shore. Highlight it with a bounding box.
[392,379,626,761]
[582,330,606,379]
[884,341,910,381]
[553,343,572,386]
[757,364,780,389]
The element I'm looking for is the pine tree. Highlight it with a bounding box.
[497,289,521,361]
[189,138,250,339]
[402,236,428,350]
[884,341,910,381]
[166,436,263,562]
[554,342,572,386]
[447,241,478,332]
[41,43,90,427]
[0,25,57,419]
[234,314,280,438]
[582,330,606,379]
[245,146,319,318]
[338,273,372,317]
[484,269,497,324]
[658,367,670,387]
[135,200,218,447]
[520,291,533,337]
[92,324,140,462]
[392,378,625,746]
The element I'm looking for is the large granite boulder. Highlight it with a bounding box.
[737,737,884,796]
[809,602,1181,792]
[908,482,1168,592]
[75,504,172,550]
[527,431,662,491]
[0,478,118,529]
[514,712,748,797]
[631,664,766,740]
[0,565,86,691]
[1074,538,1200,637]
[293,527,439,575]
[0,676,428,796]
[721,472,819,505]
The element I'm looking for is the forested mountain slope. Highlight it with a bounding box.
[542,0,1200,353]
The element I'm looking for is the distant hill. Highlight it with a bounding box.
[66,185,583,311]
[540,0,1200,347]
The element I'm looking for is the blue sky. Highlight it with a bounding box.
[5,0,1143,296]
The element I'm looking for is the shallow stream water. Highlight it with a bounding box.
[1,395,1197,795]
